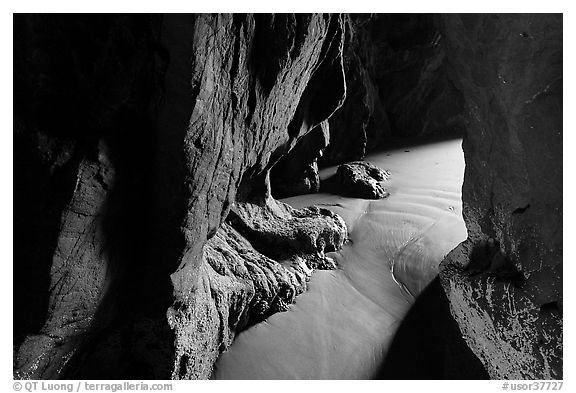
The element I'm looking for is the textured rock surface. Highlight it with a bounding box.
[15,150,115,379]
[168,197,347,379]
[271,121,330,198]
[14,14,162,379]
[162,14,348,379]
[14,13,562,381]
[14,13,348,380]
[229,198,347,270]
[438,14,563,379]
[332,161,390,199]
[322,14,465,167]
[277,15,466,197]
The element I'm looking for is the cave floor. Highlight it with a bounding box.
[213,137,467,379]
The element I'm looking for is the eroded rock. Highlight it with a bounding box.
[371,14,465,138]
[271,121,330,199]
[333,161,390,199]
[323,15,391,165]
[14,13,348,380]
[15,143,116,379]
[15,12,560,382]
[438,14,562,379]
[229,198,347,269]
[14,14,163,380]
[322,14,465,168]
[163,14,348,379]
[168,196,347,379]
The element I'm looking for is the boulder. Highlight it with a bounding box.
[333,161,390,199]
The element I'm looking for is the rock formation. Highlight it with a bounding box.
[272,14,466,200]
[270,121,330,199]
[322,15,391,165]
[270,15,391,197]
[290,14,563,379]
[162,14,348,379]
[328,161,390,199]
[322,14,465,166]
[14,13,349,379]
[370,14,465,138]
[438,14,563,379]
[14,14,164,379]
[13,13,562,381]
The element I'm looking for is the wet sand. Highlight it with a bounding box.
[213,137,468,379]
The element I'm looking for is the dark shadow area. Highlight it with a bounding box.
[376,277,488,379]
[14,14,178,379]
[12,136,81,347]
[61,15,183,380]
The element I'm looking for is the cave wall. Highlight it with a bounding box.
[160,14,347,379]
[14,13,563,381]
[272,14,465,199]
[14,14,164,379]
[438,14,563,379]
[370,14,465,138]
[323,14,465,165]
[14,13,348,379]
[321,15,391,165]
[270,13,564,380]
[270,15,390,197]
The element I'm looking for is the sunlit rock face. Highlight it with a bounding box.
[333,161,390,199]
[438,14,562,379]
[163,14,348,379]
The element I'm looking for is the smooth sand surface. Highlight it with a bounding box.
[213,137,467,379]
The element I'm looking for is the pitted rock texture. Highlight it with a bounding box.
[168,197,347,379]
[165,12,346,295]
[438,14,562,379]
[229,198,347,269]
[333,161,390,199]
[15,12,561,381]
